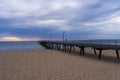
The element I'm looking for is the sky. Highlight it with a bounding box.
[0,0,120,41]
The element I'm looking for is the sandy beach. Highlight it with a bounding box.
[0,48,120,80]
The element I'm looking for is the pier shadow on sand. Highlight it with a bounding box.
[56,49,120,64]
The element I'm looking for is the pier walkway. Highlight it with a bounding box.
[39,40,120,59]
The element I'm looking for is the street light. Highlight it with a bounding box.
[62,31,65,41]
[50,35,53,41]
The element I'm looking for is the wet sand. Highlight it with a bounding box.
[0,48,120,80]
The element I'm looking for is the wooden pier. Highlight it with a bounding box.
[39,40,120,59]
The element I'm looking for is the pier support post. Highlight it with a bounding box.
[98,49,102,59]
[63,44,67,51]
[54,44,56,50]
[94,48,97,55]
[69,46,72,53]
[53,44,55,49]
[64,45,67,51]
[55,44,57,49]
[69,45,75,53]
[56,44,58,50]
[57,44,59,50]
[73,46,75,51]
[116,50,119,58]
[67,46,70,51]
[62,45,64,51]
[58,44,61,50]
[79,47,85,55]
[51,44,54,49]
[57,44,61,50]
[66,45,69,51]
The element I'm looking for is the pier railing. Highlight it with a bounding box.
[68,39,120,45]
[41,39,120,49]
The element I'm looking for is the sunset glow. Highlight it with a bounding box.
[2,37,21,41]
[0,36,42,41]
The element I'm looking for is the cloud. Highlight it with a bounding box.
[0,0,82,18]
[80,10,120,34]
[19,19,66,26]
[0,0,83,31]
[0,0,120,39]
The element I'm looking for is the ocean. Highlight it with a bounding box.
[0,41,45,51]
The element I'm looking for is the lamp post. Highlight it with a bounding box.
[62,31,65,41]
[50,35,52,41]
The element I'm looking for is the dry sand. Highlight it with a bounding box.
[0,48,120,80]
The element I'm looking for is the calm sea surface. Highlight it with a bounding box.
[0,41,45,51]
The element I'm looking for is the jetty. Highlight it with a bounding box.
[39,39,120,59]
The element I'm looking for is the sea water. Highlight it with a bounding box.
[0,41,45,51]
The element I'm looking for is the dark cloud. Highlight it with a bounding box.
[0,0,120,40]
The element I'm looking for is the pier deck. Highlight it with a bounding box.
[39,40,120,59]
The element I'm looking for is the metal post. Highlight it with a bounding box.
[115,40,117,45]
[50,35,52,41]
[62,31,65,41]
